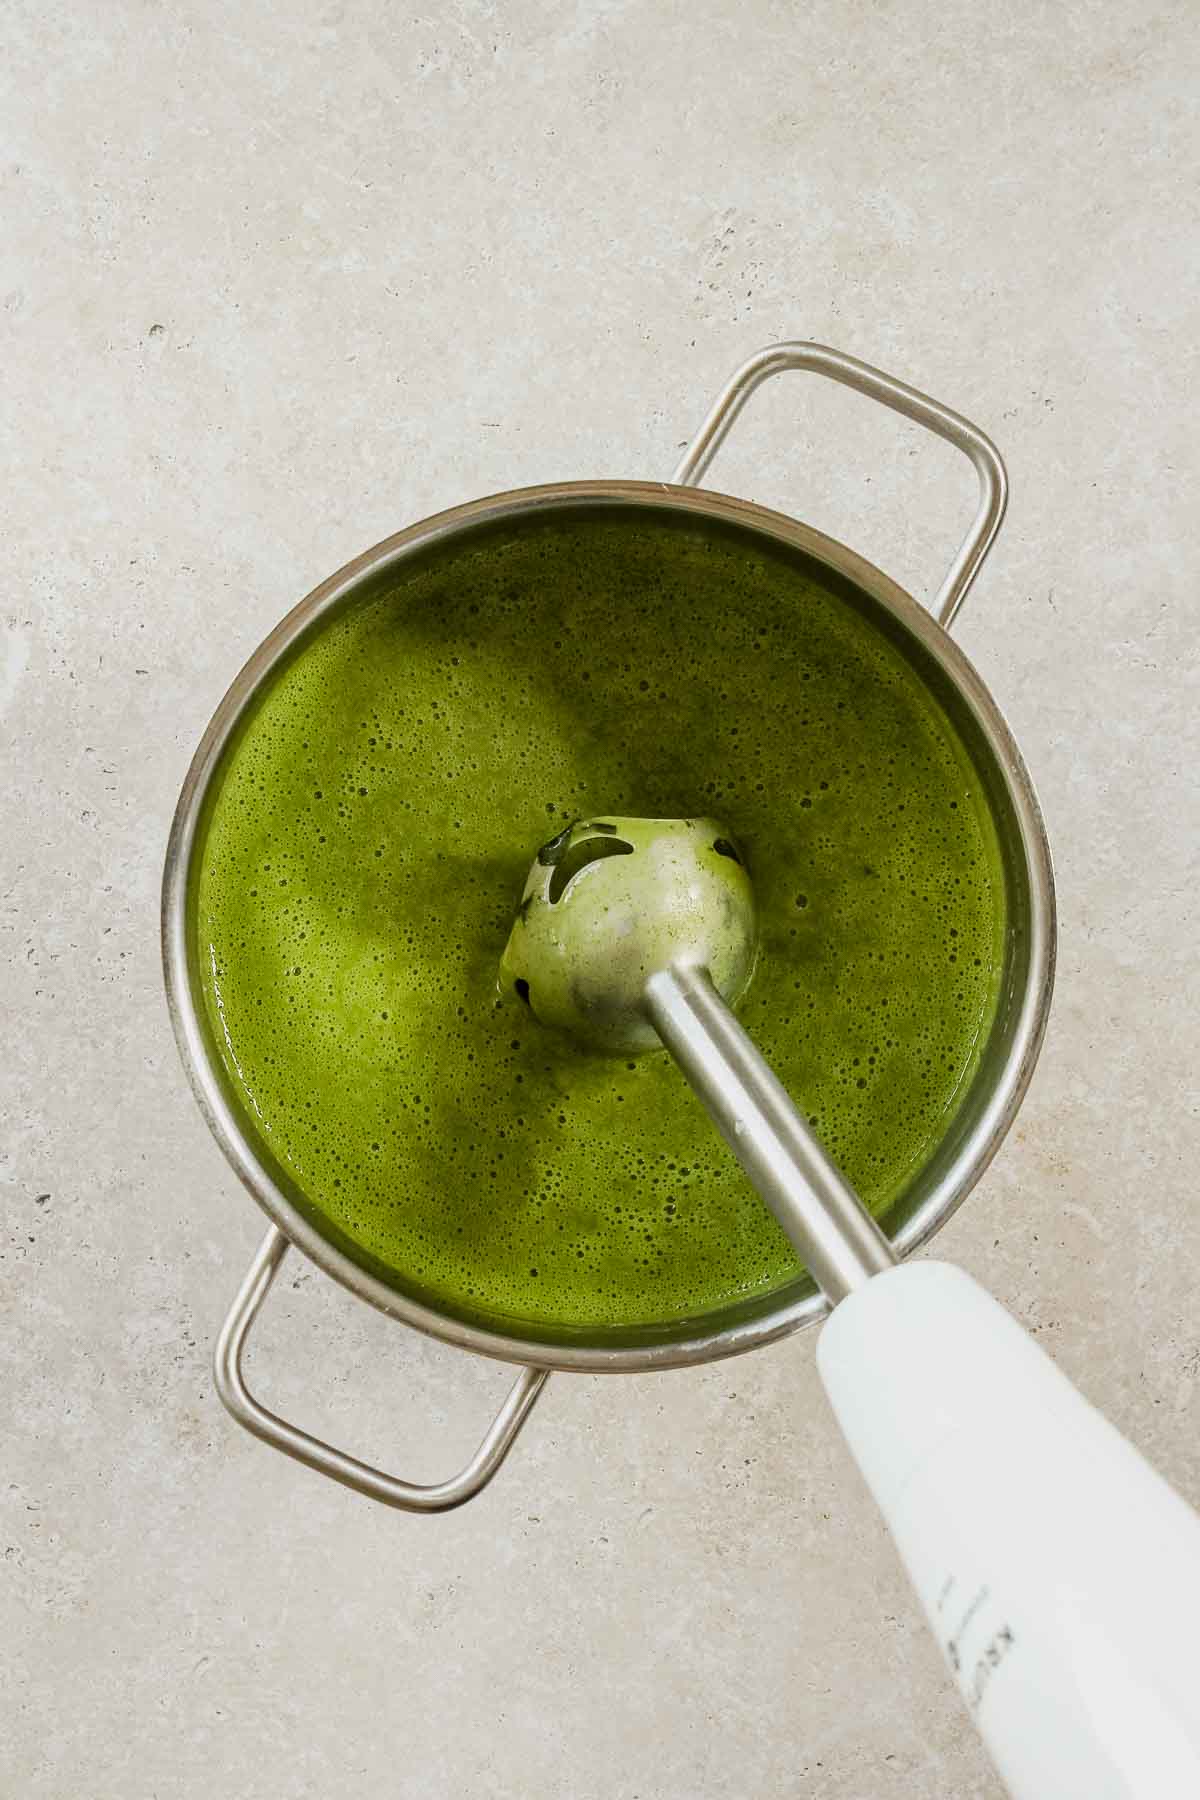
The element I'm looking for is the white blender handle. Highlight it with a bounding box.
[645,968,1200,1794]
[817,1261,1200,1799]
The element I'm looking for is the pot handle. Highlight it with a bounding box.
[214,1226,549,1512]
[672,341,1007,629]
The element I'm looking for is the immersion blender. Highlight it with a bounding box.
[502,814,1200,1800]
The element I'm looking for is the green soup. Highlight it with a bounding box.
[195,509,1005,1331]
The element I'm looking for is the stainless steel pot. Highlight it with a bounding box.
[162,343,1055,1511]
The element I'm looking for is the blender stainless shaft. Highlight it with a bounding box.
[643,964,896,1303]
[501,815,897,1304]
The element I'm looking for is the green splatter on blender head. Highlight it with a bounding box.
[501,815,757,1054]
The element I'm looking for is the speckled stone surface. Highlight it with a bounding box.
[3,3,1198,1795]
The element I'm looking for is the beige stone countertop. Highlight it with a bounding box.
[3,3,1197,1795]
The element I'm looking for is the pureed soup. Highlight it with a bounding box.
[195,508,1006,1333]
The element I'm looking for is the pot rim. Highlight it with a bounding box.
[162,478,1056,1373]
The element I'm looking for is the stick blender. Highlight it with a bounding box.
[502,815,1200,1800]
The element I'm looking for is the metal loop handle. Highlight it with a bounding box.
[214,1227,548,1512]
[673,341,1008,629]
